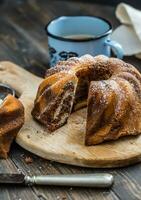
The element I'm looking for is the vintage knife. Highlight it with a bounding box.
[0,173,113,187]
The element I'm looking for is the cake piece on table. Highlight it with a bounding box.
[0,95,24,158]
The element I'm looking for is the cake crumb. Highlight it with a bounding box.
[130,141,134,144]
[61,196,67,200]
[24,156,33,164]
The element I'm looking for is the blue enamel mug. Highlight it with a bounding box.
[45,16,123,67]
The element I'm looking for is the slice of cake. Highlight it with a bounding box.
[0,95,24,158]
[32,72,78,131]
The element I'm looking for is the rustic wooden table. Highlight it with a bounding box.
[0,0,141,200]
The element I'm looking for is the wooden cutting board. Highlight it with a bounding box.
[0,61,141,168]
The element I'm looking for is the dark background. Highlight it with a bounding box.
[0,0,141,8]
[65,0,140,8]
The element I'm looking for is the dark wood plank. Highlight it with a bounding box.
[0,154,39,200]
[0,17,48,77]
[111,166,141,200]
[10,144,120,200]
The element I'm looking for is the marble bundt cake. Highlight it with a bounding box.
[0,95,24,158]
[32,55,141,145]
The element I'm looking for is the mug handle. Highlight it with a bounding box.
[104,39,124,59]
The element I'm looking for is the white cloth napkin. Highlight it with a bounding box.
[111,3,141,58]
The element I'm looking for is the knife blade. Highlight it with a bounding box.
[0,173,114,188]
[0,173,25,184]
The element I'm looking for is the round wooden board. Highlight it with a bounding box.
[0,61,141,168]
